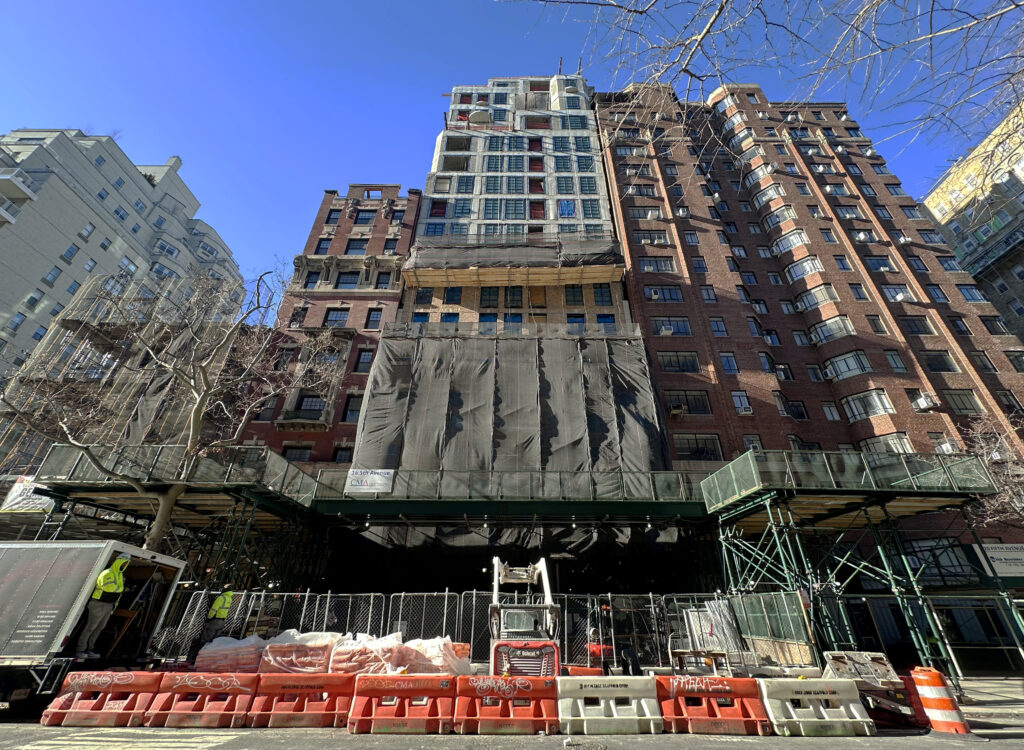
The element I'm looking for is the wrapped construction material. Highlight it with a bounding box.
[194,635,267,673]
[259,630,346,674]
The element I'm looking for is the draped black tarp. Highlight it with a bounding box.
[351,331,666,476]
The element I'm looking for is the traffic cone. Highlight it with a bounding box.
[910,667,986,741]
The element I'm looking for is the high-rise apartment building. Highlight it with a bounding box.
[347,75,667,488]
[0,129,241,366]
[596,83,1024,461]
[244,184,421,465]
[922,103,1024,341]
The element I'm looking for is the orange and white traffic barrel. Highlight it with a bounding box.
[910,667,982,739]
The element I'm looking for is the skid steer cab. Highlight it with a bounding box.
[488,557,561,677]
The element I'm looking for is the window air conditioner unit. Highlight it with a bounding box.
[825,371,837,381]
[893,292,906,302]
[675,208,689,217]
[787,114,798,122]
[626,186,637,195]
[840,114,849,121]
[763,335,774,344]
[825,185,834,193]
[758,111,768,120]
[625,168,638,175]
[794,301,806,311]
[737,406,754,415]
[770,247,781,256]
[809,148,819,155]
[670,406,688,416]
[659,326,674,336]
[835,145,846,153]
[808,332,819,344]
[914,394,939,411]
[649,288,660,299]
[769,162,779,171]
[865,148,875,156]
[647,210,660,220]
[640,238,652,244]
[815,165,825,173]
[936,442,956,454]
[856,231,868,241]
[899,236,910,244]
[383,248,397,255]
[713,192,721,200]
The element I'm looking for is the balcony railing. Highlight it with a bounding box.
[412,230,616,249]
[276,409,327,422]
[383,321,641,338]
[700,449,996,514]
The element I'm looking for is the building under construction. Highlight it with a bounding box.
[8,74,1024,678]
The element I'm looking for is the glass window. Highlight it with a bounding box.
[593,283,612,306]
[334,272,359,289]
[364,309,383,329]
[657,352,700,372]
[720,352,739,374]
[505,286,523,307]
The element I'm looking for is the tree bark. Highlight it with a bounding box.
[142,484,187,551]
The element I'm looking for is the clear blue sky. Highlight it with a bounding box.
[4,1,970,276]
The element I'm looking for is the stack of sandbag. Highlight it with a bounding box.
[327,633,472,675]
[194,634,267,673]
[259,630,346,674]
[405,636,472,675]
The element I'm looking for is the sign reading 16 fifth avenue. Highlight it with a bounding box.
[344,469,394,494]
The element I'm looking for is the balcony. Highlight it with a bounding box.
[0,168,37,200]
[0,196,19,224]
[275,408,332,430]
[700,449,995,518]
[383,321,641,339]
[405,231,623,287]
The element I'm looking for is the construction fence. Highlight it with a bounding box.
[151,589,1024,678]
[152,588,812,670]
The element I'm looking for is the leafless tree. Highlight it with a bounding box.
[959,411,1024,526]
[520,0,1024,167]
[0,269,342,550]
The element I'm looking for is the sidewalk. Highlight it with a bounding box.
[959,677,1024,724]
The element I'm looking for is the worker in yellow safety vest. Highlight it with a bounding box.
[202,588,235,644]
[75,554,130,659]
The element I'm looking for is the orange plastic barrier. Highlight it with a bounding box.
[910,667,976,737]
[247,673,355,728]
[566,666,604,676]
[657,675,771,735]
[145,673,259,728]
[348,674,455,734]
[41,672,162,727]
[454,675,558,735]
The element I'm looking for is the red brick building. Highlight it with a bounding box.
[244,184,421,465]
[596,83,1024,466]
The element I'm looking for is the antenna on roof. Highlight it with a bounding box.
[577,57,582,75]
[558,56,563,75]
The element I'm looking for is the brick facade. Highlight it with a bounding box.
[596,83,1024,465]
[243,184,421,465]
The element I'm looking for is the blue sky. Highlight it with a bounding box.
[4,1,973,276]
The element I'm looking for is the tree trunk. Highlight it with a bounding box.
[142,484,187,551]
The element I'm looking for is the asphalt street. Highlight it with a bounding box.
[0,726,1021,750]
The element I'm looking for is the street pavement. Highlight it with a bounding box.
[0,726,1022,749]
